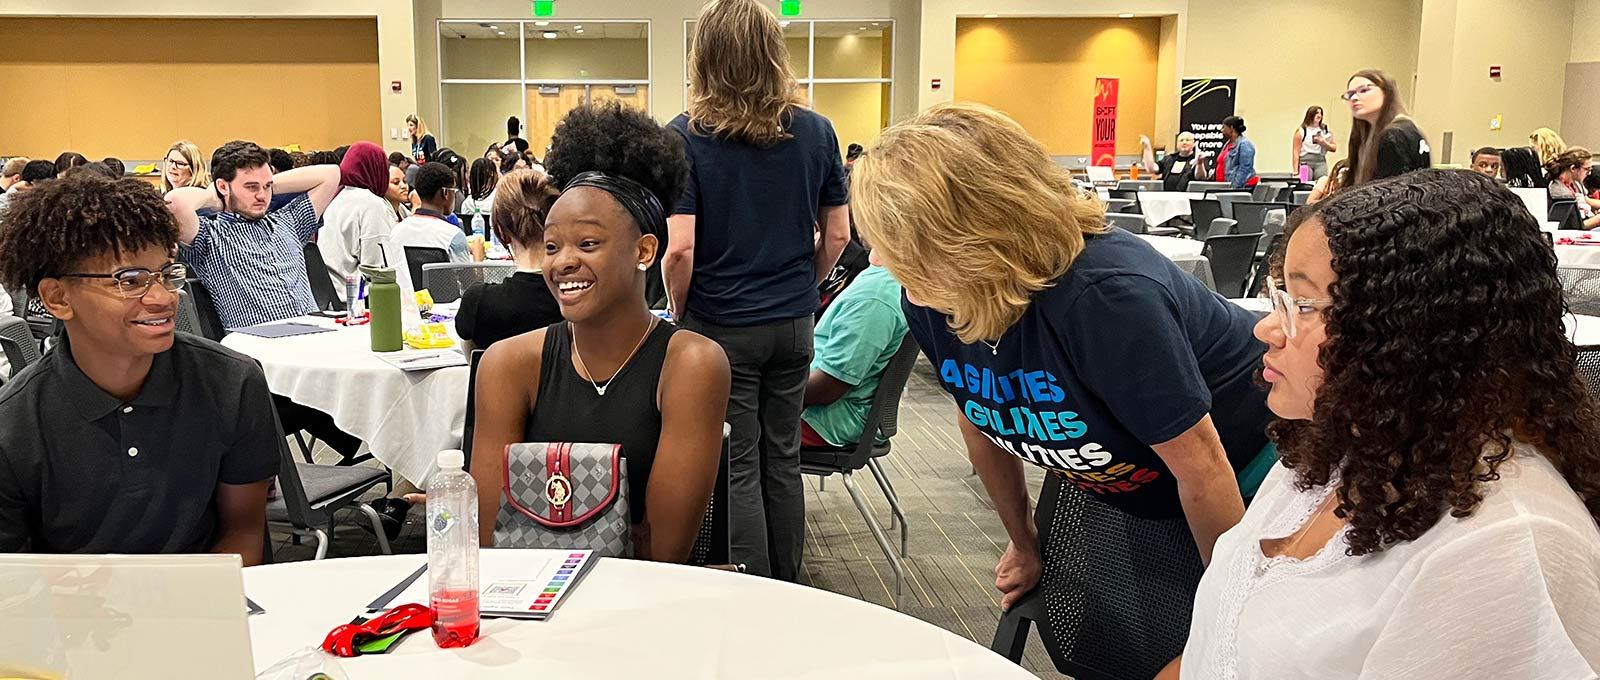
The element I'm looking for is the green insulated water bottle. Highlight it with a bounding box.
[361,263,403,352]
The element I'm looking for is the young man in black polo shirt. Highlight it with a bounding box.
[0,173,280,564]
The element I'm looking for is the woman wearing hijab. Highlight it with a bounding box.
[317,141,398,302]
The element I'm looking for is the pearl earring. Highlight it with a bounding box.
[637,263,648,271]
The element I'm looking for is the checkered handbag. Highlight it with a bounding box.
[495,442,632,557]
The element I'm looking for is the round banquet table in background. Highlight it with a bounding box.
[1139,234,1205,259]
[244,551,1036,680]
[220,314,468,488]
[1135,191,1203,228]
[1555,231,1600,266]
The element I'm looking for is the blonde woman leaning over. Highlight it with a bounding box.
[1533,127,1568,167]
[161,140,210,193]
[853,102,1276,678]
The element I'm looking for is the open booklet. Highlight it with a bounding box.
[365,549,596,621]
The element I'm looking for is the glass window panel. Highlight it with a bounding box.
[441,21,520,80]
[783,20,811,79]
[442,83,524,159]
[811,82,891,158]
[524,21,648,80]
[813,21,890,80]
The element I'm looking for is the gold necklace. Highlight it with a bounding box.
[570,318,658,397]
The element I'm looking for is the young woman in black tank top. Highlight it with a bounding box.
[469,102,731,563]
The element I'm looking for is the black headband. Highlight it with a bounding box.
[563,171,666,238]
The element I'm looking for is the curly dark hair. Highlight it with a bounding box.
[307,150,341,167]
[542,100,688,215]
[1271,168,1600,556]
[211,140,270,182]
[0,174,177,295]
[268,148,293,174]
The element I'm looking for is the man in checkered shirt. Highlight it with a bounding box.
[164,140,343,329]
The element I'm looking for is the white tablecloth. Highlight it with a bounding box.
[1139,234,1205,258]
[1555,231,1600,265]
[1138,191,1203,227]
[221,315,468,487]
[243,551,1033,679]
[1229,298,1600,345]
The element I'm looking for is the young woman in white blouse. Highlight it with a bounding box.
[1162,169,1600,679]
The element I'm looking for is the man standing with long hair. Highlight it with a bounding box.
[664,0,852,580]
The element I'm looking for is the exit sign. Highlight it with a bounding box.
[780,0,802,17]
[533,0,555,17]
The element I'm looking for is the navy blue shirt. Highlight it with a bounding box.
[668,108,850,326]
[905,228,1272,519]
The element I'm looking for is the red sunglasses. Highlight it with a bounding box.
[320,603,435,657]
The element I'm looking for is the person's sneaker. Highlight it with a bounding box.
[363,498,411,542]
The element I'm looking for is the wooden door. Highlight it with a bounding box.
[526,85,588,160]
[590,84,650,111]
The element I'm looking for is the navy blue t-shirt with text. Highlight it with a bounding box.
[668,108,849,326]
[905,228,1272,519]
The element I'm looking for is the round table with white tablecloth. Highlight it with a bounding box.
[1138,234,1205,258]
[1136,191,1203,228]
[1554,231,1600,266]
[243,551,1035,680]
[220,313,467,488]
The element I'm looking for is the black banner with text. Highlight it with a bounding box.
[1179,78,1237,160]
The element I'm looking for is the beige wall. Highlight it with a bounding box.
[441,83,523,160]
[1186,0,1423,173]
[0,18,380,160]
[954,18,1162,156]
[1575,0,1600,62]
[428,0,912,128]
[1415,0,1574,163]
[0,0,418,155]
[440,35,649,80]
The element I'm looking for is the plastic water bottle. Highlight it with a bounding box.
[427,449,480,648]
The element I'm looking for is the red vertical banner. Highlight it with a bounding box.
[1092,77,1120,167]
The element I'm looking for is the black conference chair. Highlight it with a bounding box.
[1106,212,1147,235]
[0,316,41,380]
[267,417,394,560]
[302,243,345,313]
[1186,181,1231,193]
[1186,199,1224,239]
[1104,198,1138,214]
[1203,233,1264,298]
[462,349,486,471]
[403,246,450,294]
[1577,346,1600,403]
[1231,201,1291,237]
[688,425,733,568]
[1550,200,1584,231]
[1194,217,1235,243]
[800,336,921,600]
[1245,232,1283,298]
[991,474,1204,680]
[183,278,229,341]
[1559,264,1600,316]
[422,261,516,305]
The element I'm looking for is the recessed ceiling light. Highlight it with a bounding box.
[872,22,880,26]
[983,13,998,18]
[535,20,550,27]
[542,31,558,39]
[488,24,498,29]
[496,30,506,35]
[575,28,584,33]
[1118,12,1135,18]
[780,20,790,27]
[573,24,582,29]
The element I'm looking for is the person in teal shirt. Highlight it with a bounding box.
[801,258,909,447]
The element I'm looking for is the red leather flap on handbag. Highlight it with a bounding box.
[502,442,623,528]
